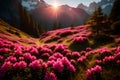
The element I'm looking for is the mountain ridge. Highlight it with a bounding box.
[77,0,115,15]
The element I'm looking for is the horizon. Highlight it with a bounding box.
[44,0,101,7]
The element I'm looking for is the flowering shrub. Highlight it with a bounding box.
[86,65,102,80]
[69,37,89,51]
[44,72,57,80]
[0,24,120,80]
[0,38,78,80]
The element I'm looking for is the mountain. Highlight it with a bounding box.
[77,0,115,15]
[19,0,89,29]
[0,0,43,37]
[30,4,89,29]
[20,0,48,11]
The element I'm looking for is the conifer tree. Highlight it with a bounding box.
[109,0,120,22]
[18,2,42,37]
[87,7,106,35]
[109,0,120,34]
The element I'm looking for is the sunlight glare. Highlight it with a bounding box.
[53,2,59,9]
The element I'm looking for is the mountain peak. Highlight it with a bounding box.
[77,3,88,10]
[77,0,115,15]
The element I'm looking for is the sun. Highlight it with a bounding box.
[52,3,59,9]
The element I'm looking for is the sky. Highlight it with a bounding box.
[44,0,101,7]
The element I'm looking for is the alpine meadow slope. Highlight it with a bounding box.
[0,19,120,80]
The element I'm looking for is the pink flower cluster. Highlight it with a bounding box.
[39,25,91,43]
[73,37,87,43]
[44,72,57,80]
[29,60,42,70]
[13,61,27,70]
[86,65,102,80]
[0,38,78,79]
[0,32,120,80]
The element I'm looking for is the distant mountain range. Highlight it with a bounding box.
[19,0,89,28]
[0,0,115,37]
[77,0,115,15]
[19,0,115,28]
[30,4,89,28]
[21,0,115,15]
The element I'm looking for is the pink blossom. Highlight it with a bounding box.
[95,60,102,64]
[40,47,52,54]
[5,56,17,63]
[86,65,102,79]
[24,53,32,61]
[116,46,120,52]
[61,57,70,66]
[54,44,66,52]
[70,59,76,64]
[0,55,3,60]
[103,56,114,62]
[0,48,10,54]
[1,61,12,71]
[94,65,102,72]
[44,72,57,80]
[73,37,87,43]
[13,61,27,70]
[116,60,120,64]
[13,46,22,55]
[41,53,50,58]
[13,62,19,70]
[66,52,72,57]
[30,47,38,55]
[38,59,43,63]
[67,63,76,72]
[99,47,110,54]
[49,56,56,61]
[62,49,71,55]
[19,61,27,69]
[61,57,76,72]
[30,56,37,61]
[77,56,86,63]
[86,47,92,51]
[42,62,48,68]
[72,52,80,58]
[114,52,120,60]
[19,57,24,61]
[29,60,42,70]
[53,52,63,58]
[47,60,55,67]
[53,60,64,72]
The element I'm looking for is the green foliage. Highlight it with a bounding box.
[93,34,114,46]
[69,38,89,51]
[87,7,107,35]
[109,0,120,23]
[111,20,120,34]
[52,22,62,30]
[18,4,43,37]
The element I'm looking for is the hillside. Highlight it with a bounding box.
[0,19,39,45]
[0,19,120,80]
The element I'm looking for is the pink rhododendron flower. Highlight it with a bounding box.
[1,61,12,71]
[44,72,57,80]
[86,65,102,79]
[53,60,64,72]
[29,60,42,70]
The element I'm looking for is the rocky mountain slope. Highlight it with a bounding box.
[77,0,115,15]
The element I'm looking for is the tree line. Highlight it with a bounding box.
[87,0,120,35]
